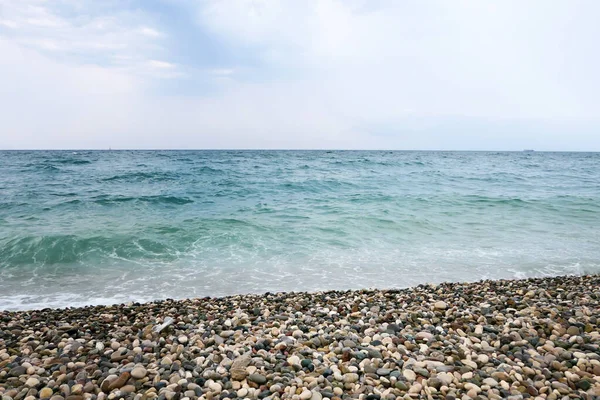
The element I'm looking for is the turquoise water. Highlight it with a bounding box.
[1,150,599,310]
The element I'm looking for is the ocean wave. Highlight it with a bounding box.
[461,195,529,206]
[192,166,224,174]
[36,165,61,172]
[102,171,179,182]
[54,159,92,165]
[0,234,177,266]
[93,195,194,205]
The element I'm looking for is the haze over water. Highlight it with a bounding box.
[1,150,599,310]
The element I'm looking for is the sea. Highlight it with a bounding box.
[0,150,599,311]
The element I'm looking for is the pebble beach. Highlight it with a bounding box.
[1,275,599,400]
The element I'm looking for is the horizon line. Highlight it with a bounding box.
[1,148,599,153]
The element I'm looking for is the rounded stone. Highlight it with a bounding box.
[310,391,322,400]
[247,374,267,385]
[287,355,301,366]
[25,378,39,388]
[131,367,147,379]
[299,390,312,400]
[434,301,447,310]
[403,370,416,382]
[39,388,54,399]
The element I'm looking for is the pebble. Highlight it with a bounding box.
[131,366,147,379]
[208,382,221,393]
[247,374,267,385]
[434,301,447,310]
[310,391,322,400]
[299,390,312,400]
[415,331,434,341]
[24,378,39,388]
[0,275,598,400]
[482,378,498,387]
[287,355,301,366]
[403,370,416,382]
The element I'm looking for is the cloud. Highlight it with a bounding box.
[148,60,176,69]
[197,0,600,121]
[0,0,171,72]
[0,0,599,150]
[210,68,235,76]
[138,27,163,38]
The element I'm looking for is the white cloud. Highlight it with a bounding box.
[0,0,172,74]
[209,68,235,75]
[0,0,599,150]
[0,20,18,28]
[198,0,600,121]
[138,27,163,37]
[148,60,176,69]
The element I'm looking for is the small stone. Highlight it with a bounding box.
[526,386,539,396]
[208,382,221,393]
[368,349,383,359]
[178,335,188,344]
[120,386,135,393]
[287,355,301,366]
[9,366,27,377]
[436,372,453,386]
[576,380,591,391]
[40,388,53,399]
[408,383,422,394]
[482,378,498,387]
[70,385,83,395]
[343,373,359,383]
[376,368,391,376]
[25,378,39,388]
[566,326,580,336]
[131,367,147,379]
[220,330,235,338]
[403,370,416,382]
[310,391,322,400]
[108,372,130,391]
[83,383,95,394]
[427,378,442,390]
[415,331,434,341]
[299,390,312,400]
[434,301,447,310]
[247,374,267,385]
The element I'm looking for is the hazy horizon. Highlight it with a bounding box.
[1,1,599,150]
[3,149,600,153]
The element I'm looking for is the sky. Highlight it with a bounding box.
[0,0,599,150]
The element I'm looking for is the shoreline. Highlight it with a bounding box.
[1,274,599,399]
[1,273,595,314]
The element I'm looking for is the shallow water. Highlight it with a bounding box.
[1,150,599,310]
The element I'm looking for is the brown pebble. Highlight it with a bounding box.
[120,385,136,393]
[108,372,131,391]
[526,386,538,396]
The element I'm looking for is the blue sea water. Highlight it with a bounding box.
[0,150,599,310]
